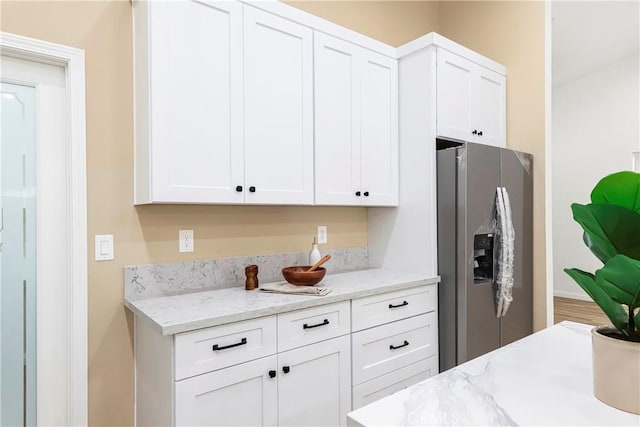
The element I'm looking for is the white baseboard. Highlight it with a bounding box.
[553,289,592,301]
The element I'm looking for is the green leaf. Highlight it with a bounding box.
[635,310,640,330]
[571,203,640,263]
[595,255,640,309]
[591,171,640,213]
[564,268,628,330]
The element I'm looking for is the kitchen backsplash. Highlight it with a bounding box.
[124,247,369,301]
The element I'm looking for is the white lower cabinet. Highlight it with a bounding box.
[352,313,437,385]
[352,357,437,409]
[350,287,439,410]
[175,355,278,427]
[174,336,351,427]
[134,285,437,426]
[278,335,351,427]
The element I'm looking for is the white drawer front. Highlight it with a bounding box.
[352,312,437,385]
[352,356,438,409]
[277,301,351,352]
[175,316,277,380]
[351,285,436,331]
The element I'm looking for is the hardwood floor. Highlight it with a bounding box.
[554,297,610,326]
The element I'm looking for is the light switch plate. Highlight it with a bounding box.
[95,234,114,261]
[317,226,327,244]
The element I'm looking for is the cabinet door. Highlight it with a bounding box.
[360,51,398,206]
[175,355,277,427]
[243,6,314,205]
[148,0,244,203]
[278,335,351,427]
[436,49,475,142]
[314,32,361,205]
[473,68,506,148]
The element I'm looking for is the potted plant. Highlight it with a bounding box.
[564,171,640,415]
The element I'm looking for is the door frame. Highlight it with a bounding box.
[0,32,87,425]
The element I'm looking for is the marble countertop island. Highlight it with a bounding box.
[347,321,640,426]
[125,268,439,335]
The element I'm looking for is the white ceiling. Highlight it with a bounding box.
[552,1,639,87]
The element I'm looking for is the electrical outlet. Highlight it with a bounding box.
[317,226,328,244]
[179,230,194,253]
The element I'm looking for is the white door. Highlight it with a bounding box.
[473,68,506,148]
[0,80,36,427]
[1,51,84,426]
[175,355,278,427]
[278,335,351,427]
[148,0,244,203]
[360,51,398,206]
[436,49,475,142]
[243,6,314,205]
[314,32,361,205]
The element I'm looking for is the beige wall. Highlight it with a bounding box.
[1,1,438,425]
[286,1,440,45]
[438,1,547,330]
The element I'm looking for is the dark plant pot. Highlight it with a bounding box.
[592,326,640,415]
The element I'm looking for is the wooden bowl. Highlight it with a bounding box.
[282,266,326,286]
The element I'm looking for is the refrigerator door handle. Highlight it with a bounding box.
[495,187,515,318]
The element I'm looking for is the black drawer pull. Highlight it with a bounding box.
[212,337,247,351]
[268,370,276,378]
[390,340,410,350]
[303,319,329,329]
[388,301,408,309]
[283,366,290,374]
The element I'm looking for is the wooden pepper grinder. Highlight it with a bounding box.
[245,264,259,290]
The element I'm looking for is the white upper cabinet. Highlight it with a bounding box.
[243,7,314,205]
[134,1,313,205]
[136,0,244,204]
[360,53,398,206]
[314,32,398,206]
[436,49,506,147]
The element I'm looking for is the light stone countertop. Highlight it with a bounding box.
[124,268,439,335]
[347,321,640,426]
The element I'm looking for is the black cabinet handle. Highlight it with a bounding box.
[363,191,369,197]
[268,370,276,378]
[283,366,290,374]
[388,301,408,309]
[303,319,329,329]
[355,191,361,196]
[390,340,410,350]
[212,337,247,351]
[472,129,478,135]
[249,186,256,193]
[235,185,243,192]
[478,131,483,136]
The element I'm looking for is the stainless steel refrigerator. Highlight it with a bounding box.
[437,140,533,372]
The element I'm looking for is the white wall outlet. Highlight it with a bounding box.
[95,234,114,261]
[179,230,194,253]
[317,226,328,244]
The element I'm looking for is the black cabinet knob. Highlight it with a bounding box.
[268,370,276,378]
[355,191,361,196]
[282,366,290,374]
[472,129,478,135]
[235,185,243,192]
[363,191,369,197]
[478,131,483,136]
[249,186,256,193]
